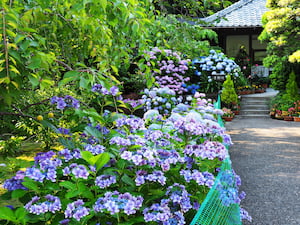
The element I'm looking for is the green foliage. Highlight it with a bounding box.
[0,136,25,158]
[0,3,55,105]
[153,0,236,17]
[149,15,217,59]
[0,0,156,107]
[221,75,238,108]
[282,71,299,101]
[269,92,296,112]
[259,0,300,90]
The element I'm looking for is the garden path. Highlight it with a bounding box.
[226,95,300,224]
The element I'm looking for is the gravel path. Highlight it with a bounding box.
[225,117,300,225]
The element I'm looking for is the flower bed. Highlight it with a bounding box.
[0,85,251,224]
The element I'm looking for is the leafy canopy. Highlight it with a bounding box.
[259,0,300,90]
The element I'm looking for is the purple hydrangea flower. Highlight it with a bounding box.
[95,175,117,189]
[109,137,131,146]
[25,195,61,215]
[3,176,27,191]
[84,144,105,155]
[94,191,143,215]
[65,199,90,221]
[92,84,103,92]
[25,167,45,182]
[110,86,119,96]
[71,164,89,179]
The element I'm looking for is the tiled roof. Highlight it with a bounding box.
[202,0,268,28]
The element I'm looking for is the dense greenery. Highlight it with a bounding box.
[153,0,238,17]
[259,0,300,90]
[0,0,156,106]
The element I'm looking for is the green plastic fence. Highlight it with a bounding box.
[190,96,242,225]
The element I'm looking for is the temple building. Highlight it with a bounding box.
[202,0,269,76]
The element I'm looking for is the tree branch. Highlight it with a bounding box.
[21,98,50,111]
[0,112,36,120]
[2,8,10,79]
[55,60,73,71]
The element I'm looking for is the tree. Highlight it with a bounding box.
[153,0,237,17]
[221,75,238,109]
[0,0,156,106]
[259,0,300,90]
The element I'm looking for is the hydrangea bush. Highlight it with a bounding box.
[188,50,241,93]
[141,86,189,115]
[0,85,251,224]
[144,47,191,95]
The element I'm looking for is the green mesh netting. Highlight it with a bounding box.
[190,96,242,225]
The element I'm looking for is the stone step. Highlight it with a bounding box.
[241,99,270,104]
[241,105,269,110]
[241,104,269,109]
[237,114,270,118]
[240,109,269,115]
[241,95,273,100]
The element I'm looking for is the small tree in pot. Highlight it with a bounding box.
[221,75,238,110]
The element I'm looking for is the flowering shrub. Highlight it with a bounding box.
[0,86,250,224]
[141,86,186,115]
[189,50,240,93]
[145,47,191,94]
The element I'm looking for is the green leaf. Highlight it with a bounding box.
[45,183,60,191]
[119,216,145,225]
[65,190,81,199]
[121,174,135,187]
[79,77,89,89]
[40,120,59,133]
[59,71,80,86]
[28,74,40,87]
[146,76,155,88]
[117,159,126,170]
[22,181,39,191]
[59,181,76,190]
[95,152,110,171]
[11,189,26,199]
[110,65,118,74]
[15,207,27,221]
[132,20,139,34]
[27,56,42,70]
[81,151,94,165]
[81,189,94,199]
[14,34,26,44]
[6,29,17,38]
[76,109,104,124]
[0,207,16,221]
[0,77,10,84]
[100,0,107,10]
[84,126,103,140]
[77,182,94,199]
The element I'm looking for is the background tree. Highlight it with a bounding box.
[259,0,300,91]
[0,0,155,107]
[153,0,238,17]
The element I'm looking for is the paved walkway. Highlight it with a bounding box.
[225,92,300,224]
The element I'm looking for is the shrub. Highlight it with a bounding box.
[221,75,238,109]
[0,88,242,225]
[144,47,191,95]
[189,50,240,94]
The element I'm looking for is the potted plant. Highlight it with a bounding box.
[222,107,235,121]
[283,107,294,121]
[293,100,300,121]
[294,112,300,122]
[221,75,238,111]
[275,109,283,120]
